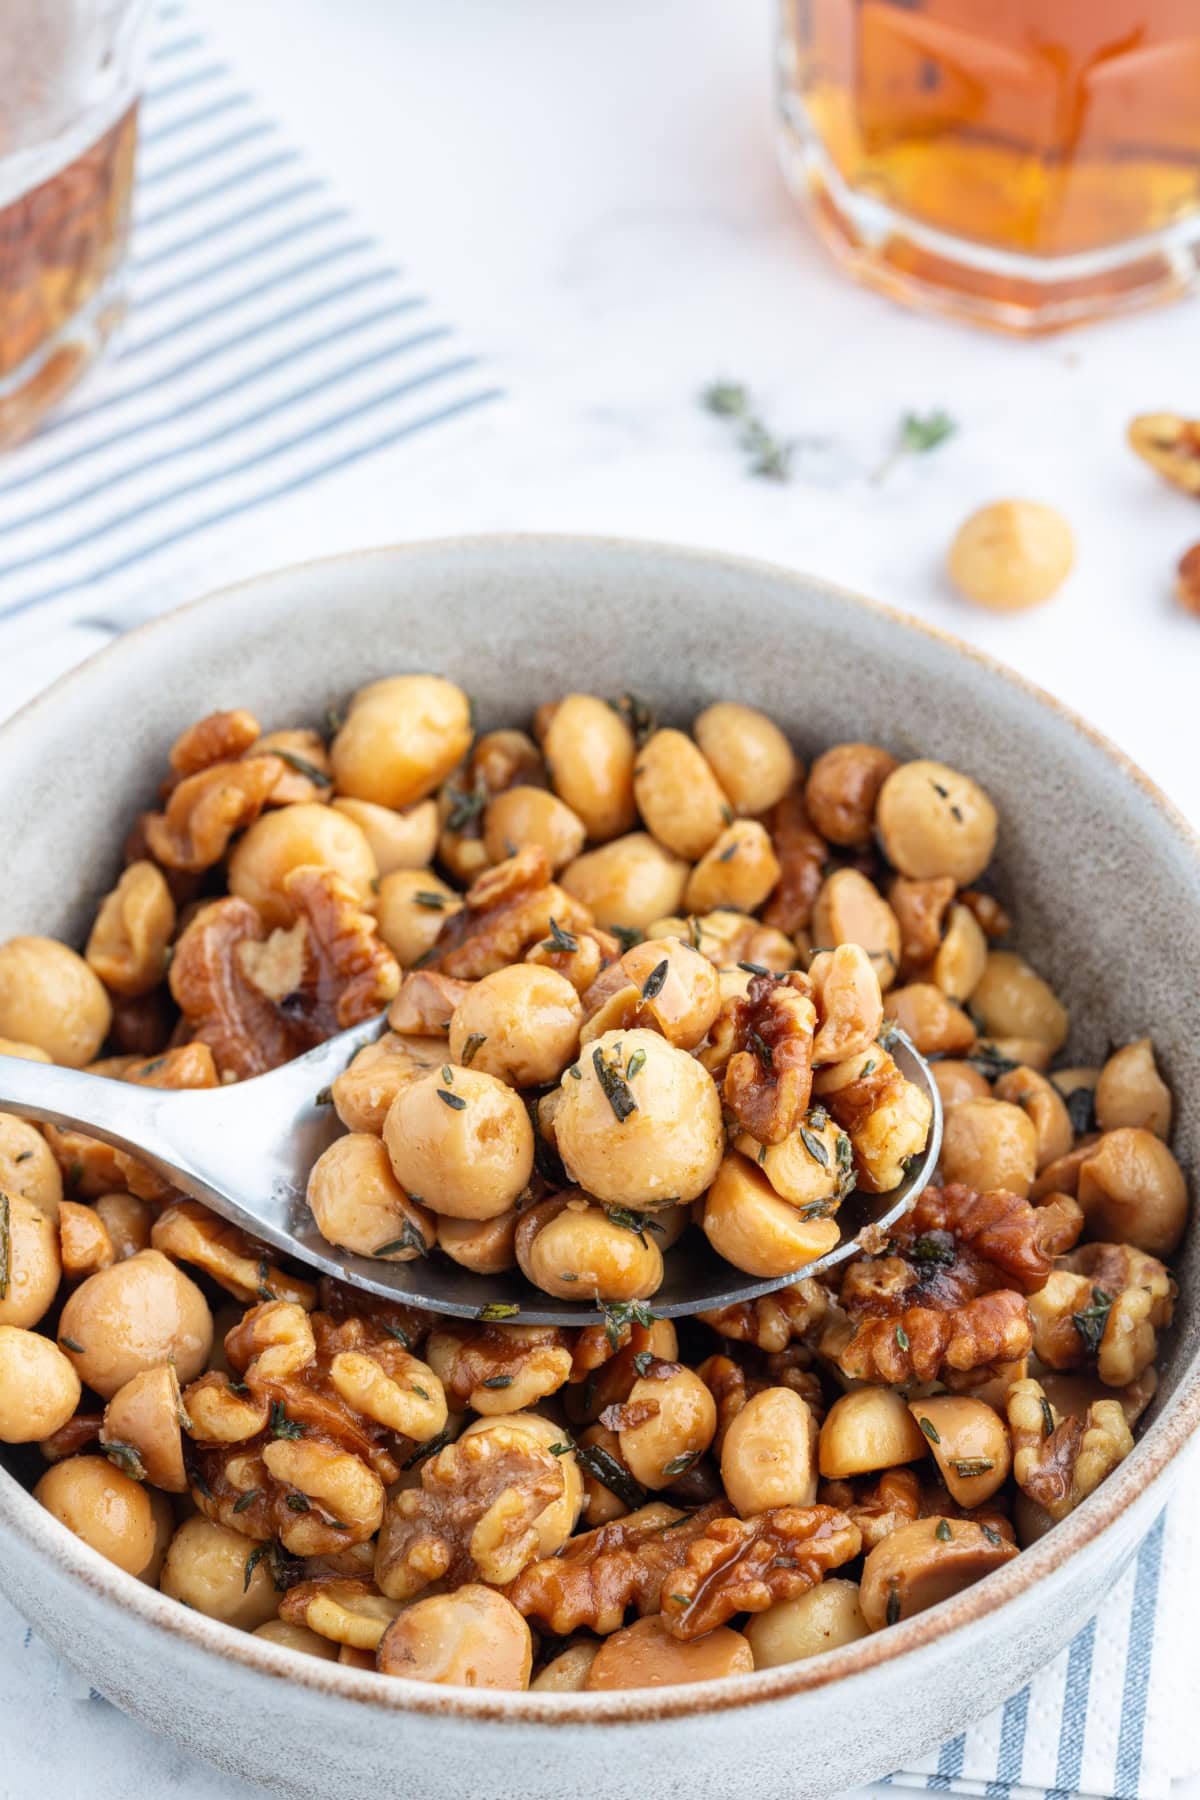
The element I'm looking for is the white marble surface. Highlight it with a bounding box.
[3,0,1200,1794]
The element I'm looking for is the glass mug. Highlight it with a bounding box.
[0,0,151,445]
[777,0,1200,333]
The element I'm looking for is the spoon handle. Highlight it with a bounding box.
[0,1053,182,1166]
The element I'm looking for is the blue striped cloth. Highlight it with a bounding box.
[0,1,500,632]
[880,1483,1195,1800]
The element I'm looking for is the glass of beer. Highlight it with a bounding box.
[777,0,1200,333]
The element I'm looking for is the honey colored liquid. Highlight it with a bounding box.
[0,101,139,444]
[783,0,1200,261]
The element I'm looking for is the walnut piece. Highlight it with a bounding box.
[505,1500,730,1635]
[168,709,262,776]
[888,876,956,973]
[832,1182,1073,1382]
[375,1424,565,1599]
[428,848,592,980]
[145,756,284,871]
[1007,1375,1133,1521]
[269,864,399,1031]
[428,1323,573,1414]
[698,1279,828,1355]
[818,1468,1013,1551]
[170,897,299,1078]
[761,787,828,935]
[659,1504,861,1639]
[722,973,816,1146]
[387,970,473,1036]
[1028,1242,1174,1387]
[152,1199,316,1308]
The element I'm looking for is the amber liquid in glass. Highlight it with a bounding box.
[779,0,1200,331]
[0,101,139,445]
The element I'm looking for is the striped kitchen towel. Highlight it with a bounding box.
[883,1461,1197,1800]
[0,1,501,641]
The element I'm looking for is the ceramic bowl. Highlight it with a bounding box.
[0,536,1196,1800]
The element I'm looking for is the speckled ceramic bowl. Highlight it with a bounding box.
[0,536,1196,1800]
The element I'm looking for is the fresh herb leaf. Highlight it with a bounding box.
[481,1375,514,1390]
[414,890,450,911]
[967,1042,1020,1081]
[437,1087,467,1111]
[748,1029,773,1071]
[895,1324,910,1351]
[641,959,669,1002]
[917,1415,940,1444]
[445,776,489,834]
[602,1299,656,1351]
[625,1047,647,1080]
[0,1191,9,1302]
[886,1582,902,1627]
[910,1232,956,1268]
[874,409,957,483]
[574,1442,647,1512]
[738,961,769,977]
[1040,1396,1055,1438]
[1064,1085,1096,1136]
[610,925,643,954]
[233,1490,261,1514]
[935,1519,953,1542]
[543,917,579,955]
[632,1350,654,1378]
[548,1440,575,1457]
[592,1046,638,1123]
[313,1085,334,1108]
[243,1541,275,1591]
[661,1451,699,1478]
[607,693,657,747]
[461,1032,487,1066]
[273,747,332,787]
[104,1441,147,1481]
[981,1523,1004,1548]
[383,1322,413,1349]
[401,1425,453,1470]
[1071,1286,1114,1358]
[269,1401,305,1441]
[374,1220,427,1257]
[951,1458,995,1478]
[718,840,739,862]
[59,1336,85,1354]
[285,1493,311,1513]
[800,1126,829,1167]
[702,381,794,480]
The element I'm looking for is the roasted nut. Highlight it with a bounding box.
[101,1362,188,1491]
[383,1066,534,1220]
[612,937,722,1051]
[0,1117,63,1221]
[307,1134,435,1263]
[694,702,796,816]
[332,1032,440,1134]
[811,869,901,992]
[227,803,376,929]
[223,1297,316,1382]
[145,757,283,873]
[555,1027,723,1209]
[735,1112,847,1211]
[761,786,828,935]
[58,1249,213,1399]
[814,1047,932,1192]
[720,1387,817,1516]
[239,865,400,1033]
[248,729,332,805]
[603,1363,717,1492]
[721,973,816,1146]
[586,1614,753,1688]
[818,1387,928,1479]
[35,1455,159,1577]
[374,870,464,968]
[906,1395,1011,1506]
[1076,1128,1188,1255]
[331,675,473,809]
[994,1066,1074,1171]
[685,820,781,916]
[532,1641,601,1691]
[888,876,956,973]
[931,1061,991,1109]
[948,500,1074,611]
[525,923,620,996]
[702,1152,840,1278]
[886,983,976,1057]
[817,1466,1013,1553]
[377,1583,532,1688]
[0,937,112,1067]
[332,797,439,874]
[505,1500,728,1636]
[0,1194,62,1329]
[561,834,688,934]
[660,1504,861,1638]
[805,743,898,847]
[254,1619,340,1659]
[940,1099,1039,1197]
[480,784,585,876]
[1175,542,1200,616]
[447,962,582,1086]
[542,693,637,842]
[516,1193,664,1303]
[970,951,1068,1054]
[425,1323,573,1415]
[1007,1376,1133,1522]
[431,849,592,980]
[1128,412,1200,495]
[876,761,998,886]
[699,1280,828,1355]
[1028,1243,1174,1387]
[375,1420,567,1598]
[1095,1039,1172,1139]
[932,903,988,1004]
[261,1437,386,1551]
[436,1209,519,1275]
[0,1326,80,1442]
[387,970,472,1038]
[152,1199,317,1307]
[633,727,731,860]
[169,898,297,1079]
[59,1200,115,1281]
[85,862,176,998]
[278,1577,404,1648]
[809,944,884,1065]
[859,1515,1017,1630]
[180,1370,270,1444]
[169,708,262,775]
[745,1578,869,1667]
[160,1516,280,1627]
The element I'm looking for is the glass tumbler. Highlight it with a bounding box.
[777,0,1200,333]
[0,0,151,446]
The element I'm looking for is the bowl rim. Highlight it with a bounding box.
[2,529,1197,1728]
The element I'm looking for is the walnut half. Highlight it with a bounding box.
[1007,1375,1133,1522]
[659,1504,861,1639]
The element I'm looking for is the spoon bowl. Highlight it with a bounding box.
[0,1025,941,1323]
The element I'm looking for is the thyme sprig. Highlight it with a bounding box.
[701,381,794,482]
[873,409,958,483]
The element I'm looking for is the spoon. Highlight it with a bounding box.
[0,1027,941,1326]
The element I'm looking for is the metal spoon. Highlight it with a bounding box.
[0,1027,941,1326]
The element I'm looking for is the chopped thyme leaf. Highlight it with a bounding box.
[104,1441,147,1482]
[548,1440,575,1456]
[574,1443,647,1512]
[917,1415,940,1443]
[748,1029,773,1071]
[935,1519,953,1542]
[632,1350,654,1377]
[800,1126,829,1167]
[661,1451,698,1478]
[1040,1396,1055,1438]
[592,1046,638,1123]
[445,778,489,833]
[981,1523,1004,1548]
[437,1087,467,1111]
[717,840,739,862]
[414,890,450,910]
[313,1086,333,1107]
[895,1324,910,1351]
[59,1336,85,1354]
[611,925,643,954]
[243,1542,272,1591]
[410,1384,430,1400]
[273,748,332,787]
[461,1032,487,1066]
[285,1493,311,1513]
[1064,1086,1096,1136]
[951,1458,994,1478]
[269,1401,305,1441]
[602,1299,656,1351]
[1071,1286,1115,1358]
[383,1323,413,1349]
[401,1426,454,1470]
[886,1583,902,1627]
[543,917,579,955]
[625,1047,647,1080]
[442,1065,454,1084]
[640,959,669,1001]
[233,1490,261,1514]
[13,1151,32,1164]
[0,1191,9,1301]
[738,961,769,977]
[481,1375,513,1390]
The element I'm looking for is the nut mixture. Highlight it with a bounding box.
[0,675,1188,1692]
